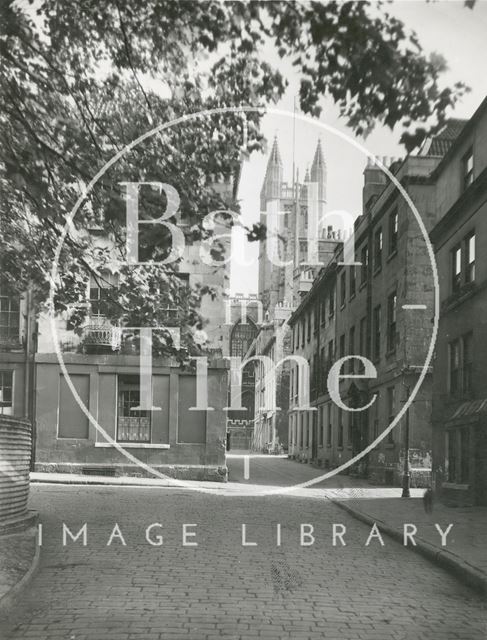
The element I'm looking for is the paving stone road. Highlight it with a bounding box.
[0,483,485,640]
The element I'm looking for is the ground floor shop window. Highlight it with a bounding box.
[446,427,470,484]
[117,375,151,443]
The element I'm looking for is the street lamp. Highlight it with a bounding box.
[402,383,411,498]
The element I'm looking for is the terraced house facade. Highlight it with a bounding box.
[431,98,487,506]
[287,123,468,484]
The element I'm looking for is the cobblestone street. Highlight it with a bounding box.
[0,481,485,640]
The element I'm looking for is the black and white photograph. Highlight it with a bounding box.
[0,1,486,638]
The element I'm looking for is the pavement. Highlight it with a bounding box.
[325,490,487,593]
[0,527,38,609]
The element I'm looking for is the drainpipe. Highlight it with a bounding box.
[23,288,31,419]
[23,288,37,470]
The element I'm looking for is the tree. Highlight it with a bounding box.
[0,0,469,358]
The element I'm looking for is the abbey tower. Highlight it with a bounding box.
[258,137,337,317]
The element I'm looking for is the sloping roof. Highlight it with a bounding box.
[420,118,468,157]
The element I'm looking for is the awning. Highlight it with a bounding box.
[447,398,487,424]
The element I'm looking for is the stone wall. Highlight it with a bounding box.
[0,415,33,530]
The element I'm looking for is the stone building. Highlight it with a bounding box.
[258,137,336,311]
[288,261,339,465]
[348,153,439,486]
[226,294,261,450]
[430,98,487,506]
[249,301,294,453]
[251,137,338,452]
[11,171,241,482]
[0,285,36,422]
[287,126,466,484]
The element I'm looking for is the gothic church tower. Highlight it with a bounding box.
[258,138,330,316]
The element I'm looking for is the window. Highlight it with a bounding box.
[327,404,332,446]
[307,312,311,342]
[338,409,344,448]
[389,209,398,255]
[449,339,460,395]
[451,231,476,292]
[230,320,258,358]
[318,406,324,446]
[0,286,20,342]
[387,292,397,353]
[314,303,319,334]
[349,266,356,298]
[465,231,475,283]
[320,297,326,326]
[349,326,355,373]
[301,319,305,348]
[312,354,319,394]
[359,317,366,356]
[328,285,335,317]
[451,245,462,293]
[373,418,379,441]
[0,371,13,415]
[320,346,326,383]
[387,386,395,444]
[295,365,299,404]
[373,228,383,272]
[348,413,353,448]
[339,334,345,360]
[462,148,474,191]
[327,340,334,369]
[463,332,473,395]
[372,396,379,442]
[89,273,117,317]
[373,305,381,361]
[359,317,366,375]
[117,375,151,443]
[360,245,368,284]
[340,272,346,308]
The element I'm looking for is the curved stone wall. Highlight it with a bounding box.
[0,415,31,523]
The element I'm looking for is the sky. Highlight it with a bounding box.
[230,0,487,295]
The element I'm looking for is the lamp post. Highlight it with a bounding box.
[402,384,411,498]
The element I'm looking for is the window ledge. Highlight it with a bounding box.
[95,442,170,449]
[442,482,470,490]
[443,281,477,311]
